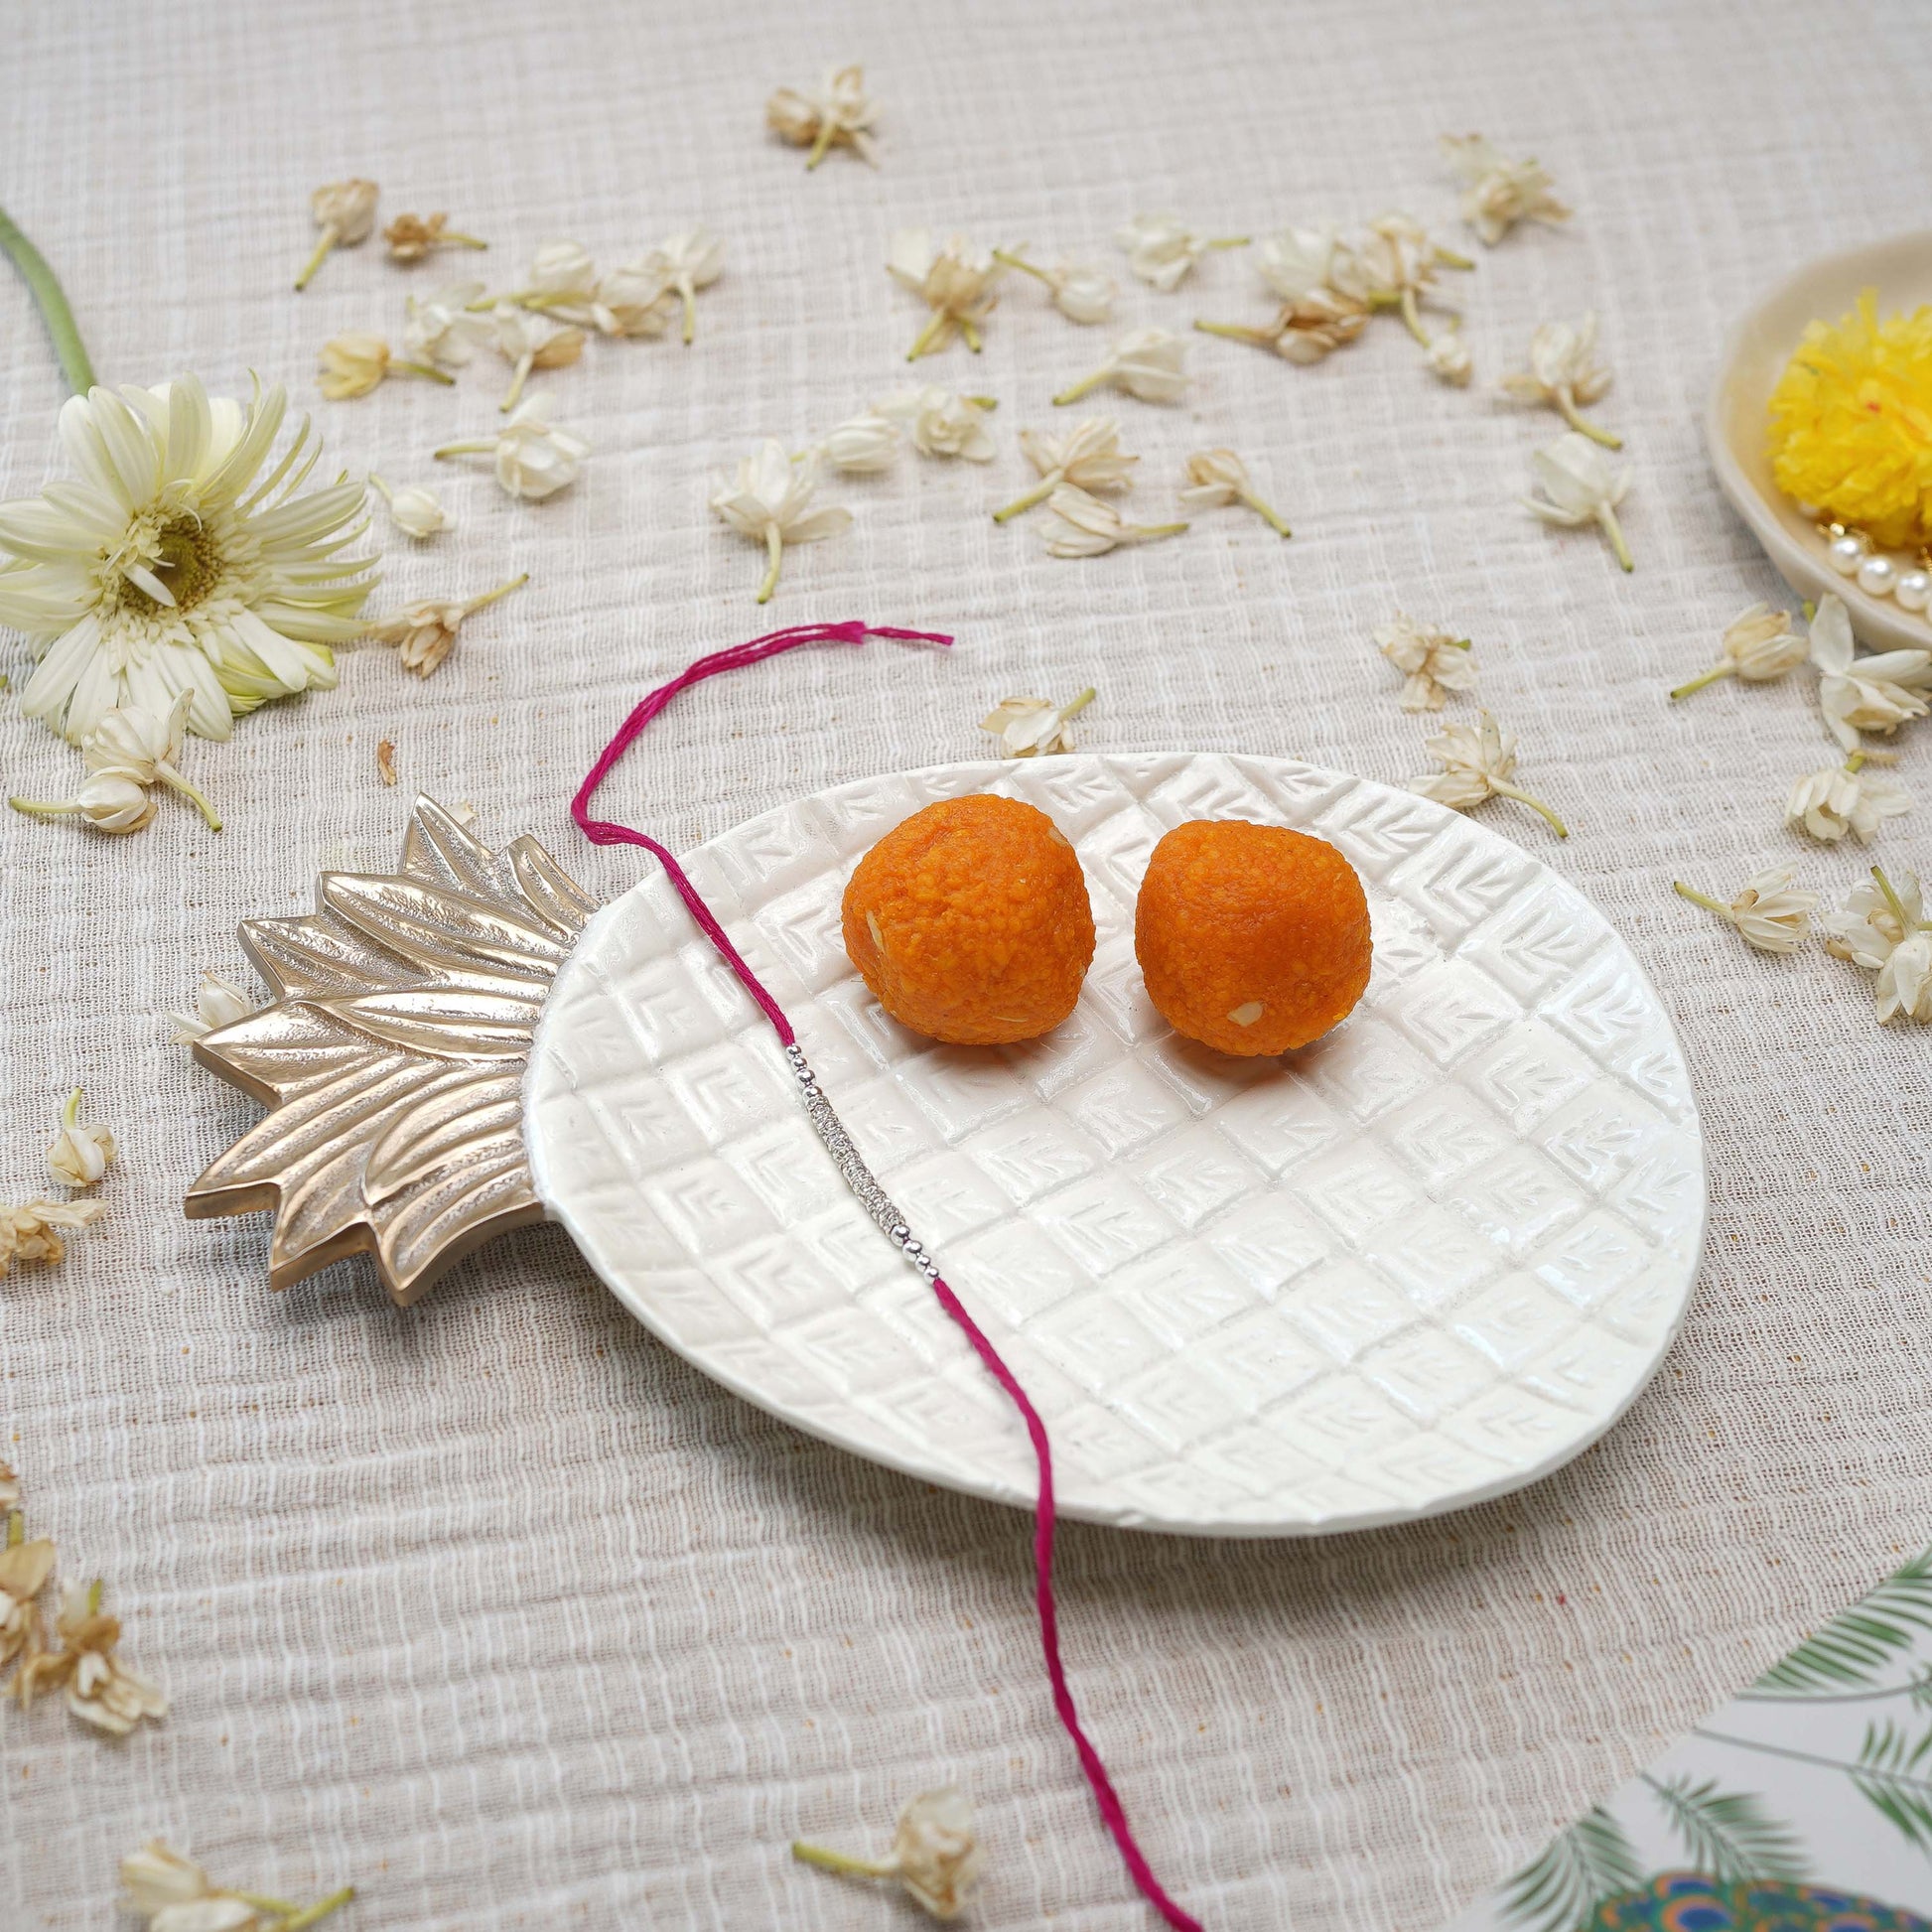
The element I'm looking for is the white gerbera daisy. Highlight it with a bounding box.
[0,376,375,744]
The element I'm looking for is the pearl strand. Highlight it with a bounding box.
[1813,514,1932,614]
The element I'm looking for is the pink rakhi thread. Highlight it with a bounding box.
[572,621,1203,1932]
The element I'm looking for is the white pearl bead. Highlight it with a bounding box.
[1829,533,1867,576]
[1859,555,1899,597]
[1898,570,1932,612]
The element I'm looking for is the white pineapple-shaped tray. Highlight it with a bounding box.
[186,754,1705,1538]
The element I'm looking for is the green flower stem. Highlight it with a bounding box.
[1670,662,1733,700]
[1870,865,1927,934]
[500,354,535,413]
[905,310,951,361]
[992,471,1064,523]
[791,1842,896,1881]
[958,317,983,353]
[395,360,455,386]
[433,440,496,461]
[1191,318,1274,349]
[1051,368,1107,405]
[231,1893,304,1915]
[1240,488,1293,538]
[1674,881,1731,920]
[86,1577,103,1615]
[279,1886,355,1930]
[1596,504,1634,572]
[5,1511,21,1549]
[676,275,698,345]
[1060,686,1098,722]
[1127,520,1189,543]
[0,203,96,394]
[805,117,838,171]
[156,762,222,832]
[1397,288,1431,346]
[1492,783,1568,838]
[992,248,1053,286]
[1557,386,1622,450]
[9,796,80,821]
[756,527,784,605]
[294,224,343,293]
[1434,243,1476,271]
[1205,235,1251,250]
[964,395,998,411]
[462,574,528,620]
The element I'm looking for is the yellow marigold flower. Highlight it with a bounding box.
[1768,290,1932,549]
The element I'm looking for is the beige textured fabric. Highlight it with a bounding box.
[3,1,1929,1926]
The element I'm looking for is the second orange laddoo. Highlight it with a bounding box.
[1135,819,1371,1055]
[842,794,1095,1045]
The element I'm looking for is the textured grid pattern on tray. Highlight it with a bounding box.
[528,754,1704,1534]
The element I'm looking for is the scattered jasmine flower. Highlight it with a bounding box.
[17,1578,166,1736]
[119,1841,356,1932]
[47,1086,115,1189]
[402,281,491,367]
[1786,751,1911,844]
[1671,603,1806,698]
[9,771,156,835]
[296,179,377,290]
[643,228,726,344]
[994,418,1137,523]
[0,1535,53,1673]
[435,394,590,501]
[318,333,456,400]
[710,441,852,603]
[523,238,602,307]
[981,689,1095,757]
[1522,432,1633,571]
[992,248,1117,325]
[875,387,998,462]
[1052,327,1189,405]
[1347,213,1475,350]
[767,65,880,169]
[1441,134,1571,246]
[889,230,1004,359]
[1825,867,1932,1023]
[1413,712,1568,837]
[0,1197,105,1278]
[366,574,529,678]
[1500,314,1618,447]
[369,475,451,541]
[1673,869,1817,953]
[1114,212,1249,292]
[486,304,587,412]
[1038,484,1186,558]
[0,377,369,744]
[1426,328,1473,385]
[793,1788,985,1922]
[1195,291,1367,364]
[820,412,901,474]
[1197,226,1368,360]
[1179,449,1291,537]
[593,261,679,338]
[1375,613,1475,711]
[1808,592,1932,750]
[375,739,397,787]
[382,211,486,264]
[80,694,221,828]
[167,970,257,1043]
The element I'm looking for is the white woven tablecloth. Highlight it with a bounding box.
[4,1,1930,1925]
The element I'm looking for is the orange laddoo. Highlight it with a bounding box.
[1135,819,1371,1056]
[841,795,1095,1045]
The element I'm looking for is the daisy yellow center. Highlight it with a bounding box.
[112,512,226,616]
